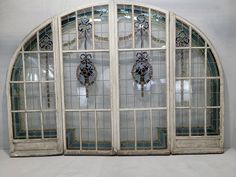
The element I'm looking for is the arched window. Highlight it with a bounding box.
[7,3,223,156]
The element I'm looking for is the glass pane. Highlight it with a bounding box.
[136,110,151,150]
[191,49,205,77]
[40,53,54,81]
[176,19,189,47]
[175,79,190,107]
[81,112,96,150]
[12,112,26,139]
[191,109,205,136]
[24,34,37,51]
[11,83,25,110]
[176,49,189,77]
[120,111,135,150]
[11,54,23,81]
[151,10,166,48]
[152,110,167,149]
[61,13,76,50]
[25,53,39,81]
[207,79,220,106]
[43,111,57,138]
[207,49,219,76]
[191,79,205,107]
[192,29,205,47]
[39,24,53,51]
[207,108,220,135]
[117,5,132,49]
[26,83,40,110]
[41,82,55,109]
[134,6,149,48]
[77,7,93,50]
[94,5,109,49]
[65,112,80,149]
[176,108,189,136]
[27,112,42,139]
[97,111,112,150]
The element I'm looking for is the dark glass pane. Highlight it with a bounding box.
[24,34,37,51]
[191,29,205,47]
[207,49,219,76]
[39,24,53,51]
[207,108,220,135]
[176,108,189,136]
[12,112,26,139]
[207,79,220,106]
[176,19,189,47]
[11,54,23,81]
[11,83,25,110]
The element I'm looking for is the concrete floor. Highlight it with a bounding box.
[0,149,236,177]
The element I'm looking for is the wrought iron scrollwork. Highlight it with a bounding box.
[176,30,189,47]
[135,14,149,48]
[131,51,153,97]
[78,17,92,49]
[39,34,53,50]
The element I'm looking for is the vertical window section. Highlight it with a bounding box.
[118,5,168,151]
[10,23,57,140]
[63,6,112,151]
[175,19,220,137]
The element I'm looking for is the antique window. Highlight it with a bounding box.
[7,3,223,156]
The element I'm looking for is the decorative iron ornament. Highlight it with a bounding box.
[131,51,153,97]
[76,53,97,98]
[39,34,53,50]
[176,30,189,47]
[78,17,92,49]
[134,14,149,48]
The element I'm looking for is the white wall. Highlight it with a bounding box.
[0,0,236,150]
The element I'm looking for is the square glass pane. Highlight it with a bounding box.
[81,112,96,150]
[191,79,205,107]
[26,83,40,110]
[11,54,23,81]
[40,53,54,81]
[25,53,39,81]
[63,53,79,81]
[176,19,189,47]
[120,111,135,150]
[207,108,220,135]
[176,49,189,77]
[43,111,57,138]
[11,83,25,110]
[12,112,26,139]
[39,24,53,51]
[152,110,167,149]
[97,111,112,150]
[151,10,166,48]
[176,108,189,136]
[136,110,151,150]
[117,5,132,49]
[207,49,219,77]
[27,112,42,139]
[191,49,205,77]
[24,34,37,51]
[191,109,205,136]
[94,5,109,49]
[207,79,220,106]
[41,82,56,109]
[65,111,80,149]
[192,29,205,47]
[175,79,190,107]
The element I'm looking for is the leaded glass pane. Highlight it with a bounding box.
[11,83,25,110]
[25,53,39,81]
[191,49,205,77]
[207,49,219,77]
[24,34,37,51]
[191,79,205,107]
[176,19,189,47]
[40,53,54,81]
[39,24,53,51]
[43,111,57,138]
[11,54,23,81]
[41,82,55,109]
[26,83,40,110]
[191,109,205,136]
[176,49,189,77]
[12,112,26,139]
[175,79,190,107]
[207,79,220,106]
[191,29,205,47]
[27,112,42,139]
[207,108,220,135]
[176,108,189,136]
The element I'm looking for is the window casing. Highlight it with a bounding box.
[7,3,224,156]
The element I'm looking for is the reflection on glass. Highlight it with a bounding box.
[207,49,219,77]
[12,112,26,139]
[176,108,189,136]
[207,108,220,135]
[192,29,205,47]
[11,54,23,81]
[11,83,25,110]
[176,49,189,77]
[25,53,39,81]
[191,79,205,107]
[24,34,37,51]
[27,112,42,139]
[43,111,57,138]
[207,79,220,106]
[40,53,54,80]
[191,49,205,77]
[175,79,190,107]
[191,109,204,136]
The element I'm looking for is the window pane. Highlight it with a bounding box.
[40,53,54,81]
[11,54,23,81]
[11,83,25,110]
[191,29,205,47]
[43,111,57,138]
[24,34,37,51]
[191,79,205,107]
[39,24,53,51]
[207,49,219,77]
[176,20,189,47]
[26,83,40,110]
[25,54,39,81]
[27,112,42,139]
[191,109,205,136]
[191,49,205,77]
[207,79,220,106]
[12,112,26,139]
[176,49,189,77]
[41,82,55,109]
[176,108,189,136]
[207,108,220,135]
[175,79,190,107]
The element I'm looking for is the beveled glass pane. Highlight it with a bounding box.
[11,83,25,110]
[207,108,220,135]
[151,10,166,48]
[97,111,112,150]
[176,108,189,136]
[26,83,40,110]
[191,79,205,107]
[94,5,109,49]
[61,13,76,50]
[77,7,93,50]
[40,53,54,81]
[134,6,149,48]
[117,5,132,49]
[207,79,220,106]
[39,24,53,51]
[207,49,219,76]
[81,112,96,150]
[191,29,205,47]
[41,82,55,109]
[24,34,37,51]
[191,49,205,77]
[175,79,190,107]
[25,53,39,81]
[176,49,189,77]
[152,110,167,149]
[27,112,42,139]
[191,109,205,136]
[120,111,135,150]
[43,111,57,138]
[11,54,23,81]
[12,112,26,139]
[176,19,189,47]
[136,110,151,150]
[65,111,80,149]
